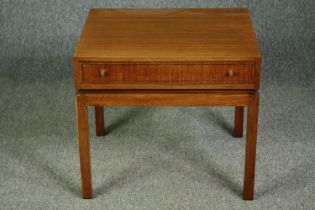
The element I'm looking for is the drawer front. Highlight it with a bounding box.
[81,63,254,85]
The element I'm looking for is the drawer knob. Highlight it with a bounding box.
[227,69,234,77]
[100,69,107,77]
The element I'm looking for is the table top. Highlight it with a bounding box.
[73,8,261,62]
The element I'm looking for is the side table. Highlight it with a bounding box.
[73,8,262,200]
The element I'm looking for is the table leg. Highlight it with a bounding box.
[243,93,259,200]
[234,106,244,137]
[76,94,92,199]
[95,106,105,136]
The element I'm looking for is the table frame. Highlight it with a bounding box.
[75,89,259,200]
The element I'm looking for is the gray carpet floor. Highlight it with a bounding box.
[1,0,315,209]
[0,76,314,209]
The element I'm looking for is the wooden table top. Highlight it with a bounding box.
[73,8,261,62]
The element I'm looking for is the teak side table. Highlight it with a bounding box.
[73,8,262,200]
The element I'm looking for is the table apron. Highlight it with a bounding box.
[77,90,257,106]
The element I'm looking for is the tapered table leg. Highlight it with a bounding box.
[243,93,259,200]
[234,106,244,137]
[95,106,105,136]
[76,94,92,199]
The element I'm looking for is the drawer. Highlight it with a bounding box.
[80,63,254,85]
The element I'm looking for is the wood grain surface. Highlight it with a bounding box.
[81,63,254,83]
[73,8,261,62]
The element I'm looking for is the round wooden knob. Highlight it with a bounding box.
[228,69,234,77]
[100,69,107,77]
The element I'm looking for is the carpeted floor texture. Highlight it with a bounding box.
[1,78,314,210]
[0,1,314,209]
